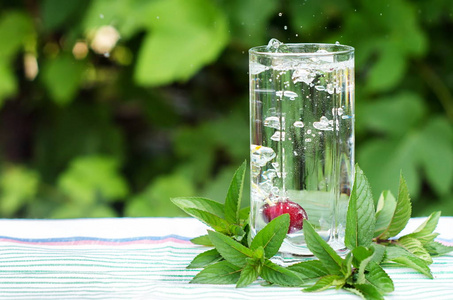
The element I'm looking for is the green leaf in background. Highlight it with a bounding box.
[42,0,89,31]
[374,191,397,237]
[377,175,411,240]
[171,197,225,218]
[359,92,426,137]
[260,259,303,287]
[42,55,85,105]
[0,11,34,60]
[417,117,453,196]
[126,174,195,217]
[287,260,329,282]
[225,0,279,46]
[0,166,39,217]
[367,42,406,92]
[250,214,289,259]
[236,262,259,288]
[57,155,129,205]
[207,230,253,267]
[0,62,17,107]
[224,161,246,224]
[352,246,373,284]
[303,221,343,275]
[187,248,222,269]
[190,261,241,284]
[345,166,375,249]
[134,0,229,86]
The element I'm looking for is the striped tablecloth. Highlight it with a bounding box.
[0,217,452,299]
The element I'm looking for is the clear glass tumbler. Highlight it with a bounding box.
[249,40,354,259]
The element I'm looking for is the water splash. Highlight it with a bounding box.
[266,38,289,53]
[251,145,276,167]
[313,116,334,131]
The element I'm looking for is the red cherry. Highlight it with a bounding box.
[262,200,308,233]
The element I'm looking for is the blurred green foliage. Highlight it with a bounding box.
[0,0,452,218]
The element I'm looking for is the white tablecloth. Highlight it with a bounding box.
[0,217,452,299]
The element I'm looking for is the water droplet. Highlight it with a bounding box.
[335,41,340,45]
[305,138,312,142]
[295,33,299,37]
[103,52,110,58]
[332,107,344,116]
[293,121,304,128]
[315,85,326,91]
[251,145,276,167]
[100,14,104,19]
[271,131,286,141]
[326,83,334,94]
[284,25,288,30]
[278,12,283,17]
[156,16,160,19]
[266,38,289,53]
[313,116,334,131]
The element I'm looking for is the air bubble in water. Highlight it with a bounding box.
[276,90,298,100]
[313,116,334,131]
[251,145,276,167]
[264,116,284,129]
[293,121,304,128]
[292,68,316,85]
[271,131,286,141]
[262,169,277,181]
[284,25,288,30]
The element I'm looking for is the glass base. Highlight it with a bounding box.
[270,241,348,266]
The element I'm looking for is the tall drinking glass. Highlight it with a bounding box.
[249,40,354,260]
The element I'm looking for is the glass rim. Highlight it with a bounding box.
[249,43,354,57]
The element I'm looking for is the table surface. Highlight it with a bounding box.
[0,217,452,299]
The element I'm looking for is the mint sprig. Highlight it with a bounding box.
[172,162,453,299]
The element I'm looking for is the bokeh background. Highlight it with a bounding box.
[0,0,452,219]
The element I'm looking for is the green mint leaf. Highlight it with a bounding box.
[250,214,290,259]
[403,212,441,244]
[190,261,241,284]
[239,206,250,221]
[260,259,303,287]
[184,208,230,233]
[287,260,329,282]
[384,246,433,278]
[369,243,386,264]
[377,174,411,240]
[236,262,259,288]
[411,211,441,236]
[424,241,453,256]
[187,248,222,269]
[341,252,353,279]
[374,190,397,237]
[345,165,375,250]
[303,221,343,275]
[190,235,213,246]
[207,230,253,267]
[352,246,374,284]
[353,283,384,300]
[303,275,345,293]
[171,197,225,218]
[397,236,433,264]
[224,161,246,225]
[364,262,394,294]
